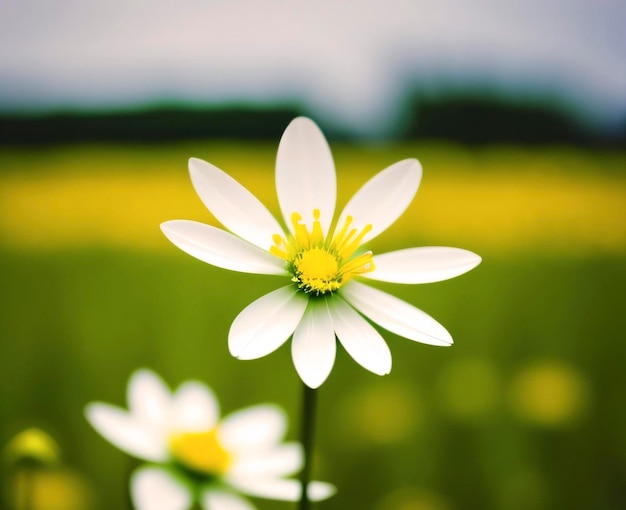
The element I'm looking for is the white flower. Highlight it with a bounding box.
[85,369,335,510]
[161,117,481,388]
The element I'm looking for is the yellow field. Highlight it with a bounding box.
[1,142,624,256]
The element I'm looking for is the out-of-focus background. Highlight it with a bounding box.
[1,1,625,509]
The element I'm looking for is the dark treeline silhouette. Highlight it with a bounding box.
[0,106,306,145]
[1,98,624,146]
[403,93,618,146]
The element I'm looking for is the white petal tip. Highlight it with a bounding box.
[405,157,422,170]
[131,467,192,509]
[83,403,99,422]
[301,374,328,390]
[231,347,274,361]
[463,251,482,270]
[366,356,392,376]
[308,481,337,501]
[288,116,317,128]
[188,157,215,180]
[373,366,392,376]
[188,156,204,169]
[229,346,246,359]
[187,158,211,183]
[396,158,423,182]
[84,402,114,427]
[160,221,178,235]
[294,360,330,389]
[229,339,281,361]
[430,331,454,346]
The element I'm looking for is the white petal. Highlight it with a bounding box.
[365,247,482,284]
[85,403,168,461]
[275,117,336,235]
[306,481,337,501]
[201,490,256,510]
[127,369,171,427]
[131,467,191,510]
[228,286,308,360]
[228,478,336,502]
[161,220,286,275]
[292,299,336,388]
[170,381,220,432]
[189,158,283,251]
[336,158,421,244]
[228,443,303,478]
[218,405,287,453]
[328,297,391,376]
[341,280,453,346]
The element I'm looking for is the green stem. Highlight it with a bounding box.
[18,465,34,510]
[298,383,318,510]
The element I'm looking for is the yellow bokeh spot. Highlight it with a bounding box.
[169,428,232,475]
[10,468,93,510]
[4,428,60,467]
[510,361,590,426]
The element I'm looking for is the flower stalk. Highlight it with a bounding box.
[299,383,318,510]
[17,464,35,510]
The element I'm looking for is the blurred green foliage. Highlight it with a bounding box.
[1,142,625,510]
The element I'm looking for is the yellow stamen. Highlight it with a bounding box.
[337,224,372,260]
[330,215,353,252]
[340,251,374,277]
[310,209,324,245]
[271,210,375,295]
[293,248,341,294]
[169,428,231,475]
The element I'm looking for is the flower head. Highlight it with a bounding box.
[161,117,481,388]
[85,369,334,510]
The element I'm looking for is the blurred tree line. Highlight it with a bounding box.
[1,94,624,147]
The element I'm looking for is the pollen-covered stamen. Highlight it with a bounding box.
[169,428,232,476]
[293,248,341,294]
[270,209,375,295]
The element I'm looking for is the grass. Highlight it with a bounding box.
[1,141,625,510]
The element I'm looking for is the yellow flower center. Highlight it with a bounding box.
[168,428,232,476]
[270,209,375,295]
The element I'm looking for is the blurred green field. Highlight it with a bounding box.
[1,142,625,510]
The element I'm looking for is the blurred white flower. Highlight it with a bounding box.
[161,117,481,388]
[85,369,334,510]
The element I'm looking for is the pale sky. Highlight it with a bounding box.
[1,0,624,134]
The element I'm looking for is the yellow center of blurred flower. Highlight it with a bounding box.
[270,209,375,295]
[168,429,231,475]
